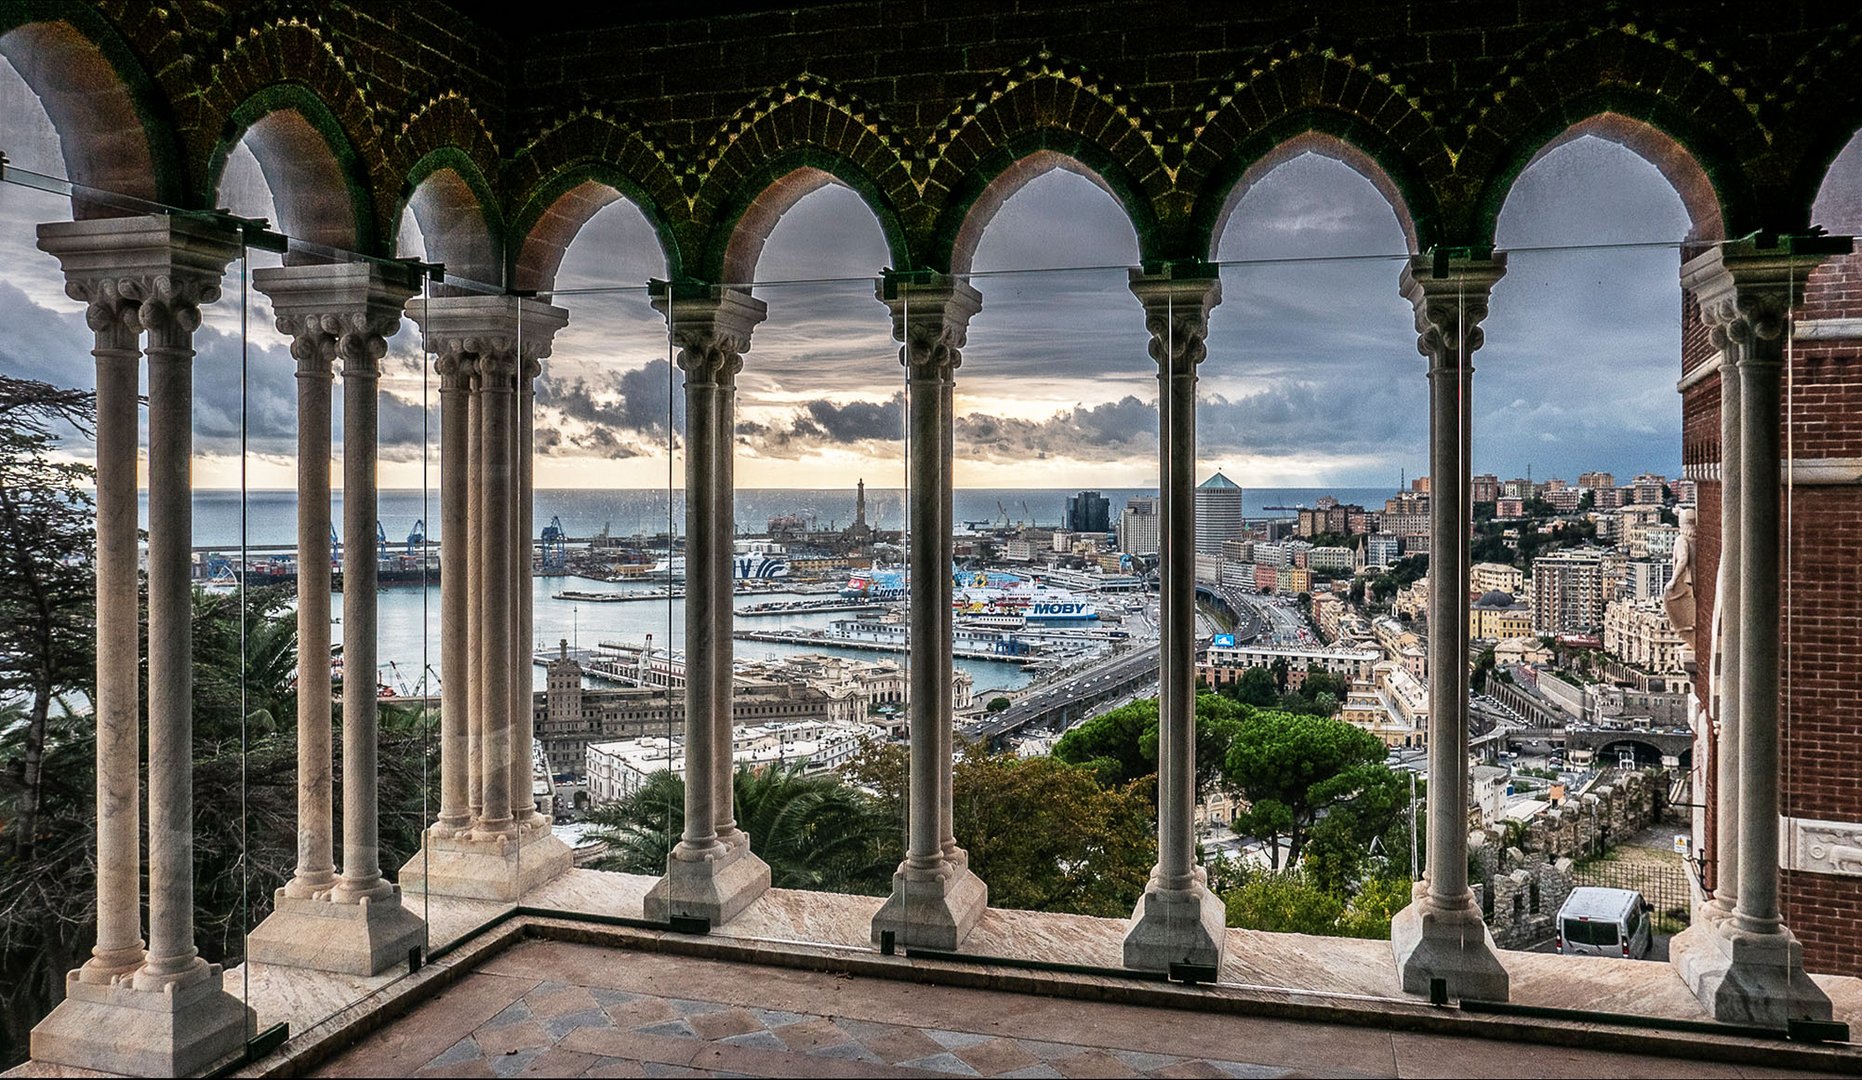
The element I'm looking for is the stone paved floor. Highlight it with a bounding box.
[312,939,1844,1079]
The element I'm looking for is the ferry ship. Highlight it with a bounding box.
[649,553,791,580]
[954,577,1099,623]
[841,568,909,600]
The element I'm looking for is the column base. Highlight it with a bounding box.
[1121,870,1226,973]
[1670,915,1833,1027]
[871,861,988,952]
[1391,889,1510,1001]
[30,966,252,1077]
[645,838,772,928]
[244,887,426,976]
[398,823,573,902]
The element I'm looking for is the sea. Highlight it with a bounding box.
[149,486,1395,696]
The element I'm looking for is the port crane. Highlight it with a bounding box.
[540,515,568,572]
[329,524,341,569]
[375,521,389,562]
[406,519,425,557]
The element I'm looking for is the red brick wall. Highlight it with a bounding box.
[1683,250,1862,976]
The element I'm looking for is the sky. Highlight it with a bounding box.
[5,53,1858,492]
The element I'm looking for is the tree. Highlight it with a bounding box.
[985,696,1011,713]
[1227,666,1280,708]
[1222,870,1343,936]
[1052,693,1245,799]
[1224,709,1392,869]
[585,763,896,895]
[848,744,1155,918]
[0,375,97,858]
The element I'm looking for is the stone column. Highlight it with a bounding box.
[1121,266,1226,973]
[1389,251,1510,1002]
[245,263,425,975]
[1669,242,1833,1026]
[434,348,473,836]
[872,272,989,951]
[401,296,571,902]
[31,216,251,1078]
[1711,337,1742,919]
[512,356,545,829]
[645,283,771,927]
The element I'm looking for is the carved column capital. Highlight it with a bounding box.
[1398,253,1506,367]
[37,215,241,350]
[880,273,982,382]
[253,263,420,380]
[1128,268,1221,375]
[652,285,767,387]
[1682,243,1826,365]
[405,293,570,388]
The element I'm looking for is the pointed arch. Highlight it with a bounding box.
[0,7,183,213]
[1462,24,1768,242]
[1183,42,1444,254]
[926,57,1168,270]
[208,84,377,254]
[704,154,911,286]
[507,110,685,291]
[396,149,502,286]
[196,16,389,251]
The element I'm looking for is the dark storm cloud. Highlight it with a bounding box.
[737,393,904,455]
[533,358,685,458]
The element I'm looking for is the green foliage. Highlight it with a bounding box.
[985,696,1012,713]
[1224,709,1393,869]
[1369,554,1428,601]
[847,744,1155,918]
[1228,666,1280,707]
[1221,865,1412,940]
[586,763,896,895]
[1053,694,1244,800]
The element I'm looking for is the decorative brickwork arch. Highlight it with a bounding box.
[1778,25,1862,230]
[508,110,685,292]
[395,87,500,196]
[1463,23,1769,243]
[196,16,388,252]
[0,9,181,214]
[208,85,377,256]
[694,77,914,283]
[927,57,1165,272]
[397,150,501,287]
[1184,42,1445,255]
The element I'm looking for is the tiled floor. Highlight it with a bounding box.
[313,940,1842,1079]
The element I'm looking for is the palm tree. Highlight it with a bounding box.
[585,763,897,896]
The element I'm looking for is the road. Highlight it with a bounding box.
[967,641,1163,742]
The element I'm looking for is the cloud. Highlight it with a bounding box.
[533,358,685,458]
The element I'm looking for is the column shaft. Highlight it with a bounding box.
[1424,346,1473,908]
[511,366,538,826]
[467,372,485,819]
[290,355,338,895]
[476,359,515,837]
[713,370,739,842]
[936,370,959,858]
[906,368,943,869]
[1713,362,1742,909]
[332,355,392,899]
[1157,307,1197,888]
[139,334,203,986]
[1734,351,1782,934]
[438,361,472,832]
[86,328,144,981]
[679,364,721,854]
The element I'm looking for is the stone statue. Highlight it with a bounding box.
[1663,506,1698,665]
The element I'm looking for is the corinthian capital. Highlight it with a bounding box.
[254,263,421,379]
[880,272,981,381]
[1681,241,1826,362]
[1128,266,1220,374]
[37,215,240,348]
[1398,252,1506,366]
[652,284,766,386]
[404,294,570,385]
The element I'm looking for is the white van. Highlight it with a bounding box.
[1555,886,1653,959]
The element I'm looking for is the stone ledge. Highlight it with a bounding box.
[224,874,1862,1079]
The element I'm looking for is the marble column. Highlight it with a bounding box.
[1669,241,1833,1026]
[401,295,571,902]
[512,356,546,829]
[1710,302,1743,921]
[1121,266,1226,973]
[245,263,426,975]
[645,283,772,927]
[435,349,474,836]
[871,272,989,951]
[1389,251,1510,1002]
[31,216,252,1078]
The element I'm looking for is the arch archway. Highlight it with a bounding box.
[209,87,375,255]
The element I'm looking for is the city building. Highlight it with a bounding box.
[1604,598,1688,675]
[1470,562,1525,596]
[1366,534,1403,568]
[586,719,884,805]
[1194,471,1245,554]
[1306,546,1354,574]
[1531,548,1609,635]
[1471,474,1501,504]
[1340,661,1430,748]
[1624,557,1675,601]
[1469,590,1535,641]
[1200,642,1382,689]
[1579,471,1616,490]
[1118,495,1160,556]
[1063,490,1110,535]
